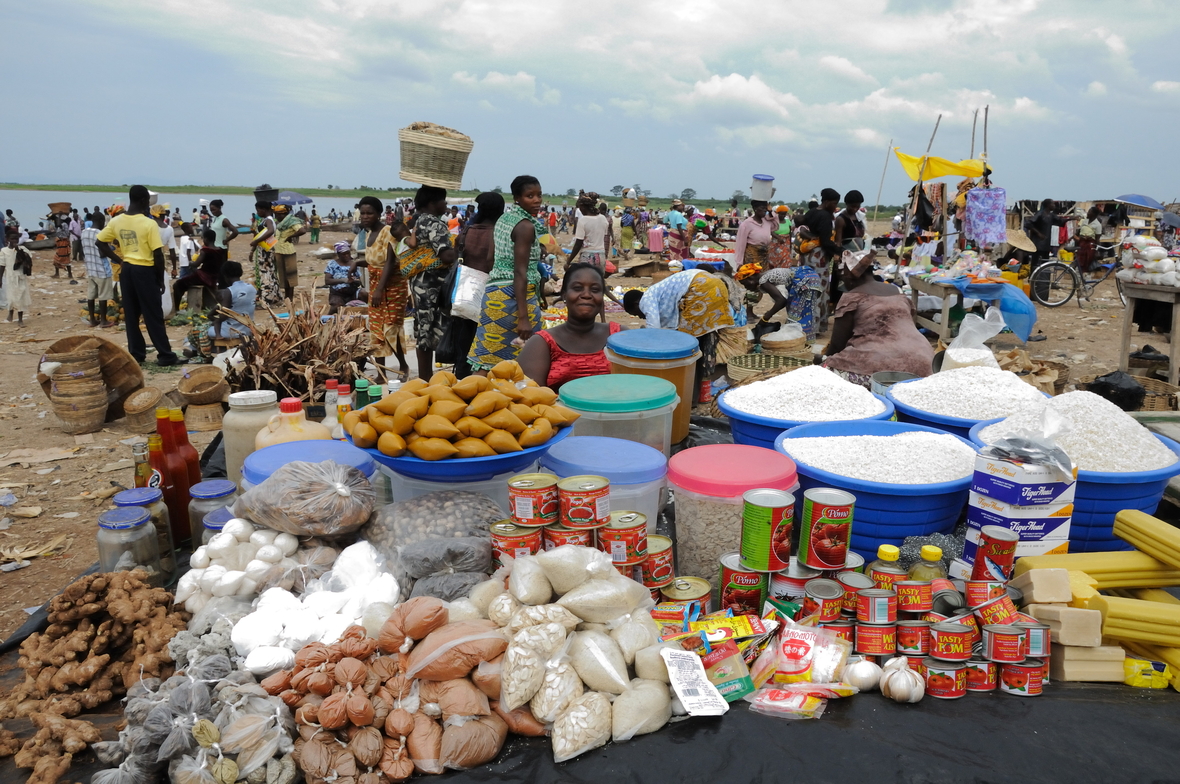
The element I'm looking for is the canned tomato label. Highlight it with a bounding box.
[965,580,1007,608]
[929,622,973,661]
[923,658,967,699]
[836,571,876,613]
[965,657,998,691]
[614,562,644,581]
[508,473,559,526]
[983,624,1027,663]
[642,535,675,587]
[868,564,907,591]
[896,620,931,654]
[595,511,648,564]
[800,578,844,622]
[543,524,594,551]
[856,589,897,624]
[558,475,611,528]
[1041,657,1050,685]
[798,488,855,571]
[1000,659,1045,696]
[719,552,769,616]
[660,577,713,615]
[974,593,1018,626]
[739,489,794,572]
[895,581,934,612]
[490,521,542,567]
[1014,622,1051,659]
[821,619,854,644]
[906,655,927,673]
[770,558,821,600]
[972,525,1019,580]
[854,623,896,656]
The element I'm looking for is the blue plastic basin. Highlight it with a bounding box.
[887,379,1050,439]
[718,391,894,450]
[969,419,1180,552]
[775,420,975,559]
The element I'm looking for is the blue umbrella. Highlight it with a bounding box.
[273,190,313,206]
[1115,194,1164,211]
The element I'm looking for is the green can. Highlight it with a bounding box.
[739,488,794,572]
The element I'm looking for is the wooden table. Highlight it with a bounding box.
[1119,283,1180,386]
[907,276,1003,344]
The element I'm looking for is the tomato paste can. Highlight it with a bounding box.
[770,558,821,600]
[642,535,675,587]
[800,578,845,622]
[895,581,934,613]
[973,593,1018,626]
[972,525,1019,580]
[896,620,931,655]
[965,580,1007,608]
[836,571,876,613]
[1000,659,1045,697]
[595,511,648,564]
[982,624,1027,663]
[906,655,927,673]
[923,658,967,699]
[868,563,907,591]
[648,583,672,603]
[856,589,898,624]
[1014,622,1051,659]
[508,473,559,526]
[929,622,974,661]
[490,521,542,567]
[614,562,643,581]
[930,577,965,615]
[965,657,998,692]
[557,475,611,528]
[947,609,982,645]
[542,523,594,551]
[660,576,713,615]
[719,552,770,616]
[739,488,794,572]
[820,619,854,644]
[854,622,896,656]
[1040,657,1050,685]
[798,488,855,571]
[843,552,866,574]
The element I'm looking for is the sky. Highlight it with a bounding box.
[4,0,1180,205]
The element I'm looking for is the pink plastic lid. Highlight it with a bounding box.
[667,444,797,497]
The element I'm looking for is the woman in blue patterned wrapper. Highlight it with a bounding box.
[397,185,457,377]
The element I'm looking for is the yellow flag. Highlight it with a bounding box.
[894,149,986,181]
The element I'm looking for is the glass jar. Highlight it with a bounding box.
[201,506,234,545]
[189,480,239,537]
[97,508,163,586]
[112,488,176,580]
[223,390,280,488]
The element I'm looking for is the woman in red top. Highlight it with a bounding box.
[519,263,625,390]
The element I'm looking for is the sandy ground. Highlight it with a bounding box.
[0,223,1136,639]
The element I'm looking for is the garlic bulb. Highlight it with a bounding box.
[879,657,924,703]
[843,657,883,691]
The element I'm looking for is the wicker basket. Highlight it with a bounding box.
[398,122,474,189]
[48,348,108,434]
[1038,360,1070,396]
[38,335,143,420]
[185,403,224,432]
[47,201,71,214]
[123,386,164,433]
[1079,375,1179,412]
[177,366,228,406]
[727,353,814,383]
[761,336,808,355]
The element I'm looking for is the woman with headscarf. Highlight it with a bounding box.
[359,195,410,379]
[735,261,824,340]
[398,186,457,377]
[273,205,306,301]
[619,207,637,261]
[621,268,735,375]
[664,200,691,260]
[446,191,504,379]
[323,241,367,314]
[733,200,777,272]
[249,201,281,306]
[51,213,73,279]
[468,176,547,373]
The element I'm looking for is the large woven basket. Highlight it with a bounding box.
[1080,375,1179,412]
[123,386,164,433]
[185,403,224,432]
[38,335,143,420]
[48,348,107,434]
[761,336,808,355]
[178,366,229,406]
[727,353,814,383]
[398,122,474,190]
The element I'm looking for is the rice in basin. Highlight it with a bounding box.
[891,366,1046,420]
[724,365,886,421]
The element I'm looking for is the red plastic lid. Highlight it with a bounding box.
[325,379,338,390]
[280,397,303,414]
[667,444,797,497]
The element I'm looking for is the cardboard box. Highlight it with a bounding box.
[967,492,1073,541]
[971,454,1076,506]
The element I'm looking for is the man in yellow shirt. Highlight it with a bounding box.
[96,185,179,366]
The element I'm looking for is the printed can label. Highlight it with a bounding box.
[965,658,998,691]
[642,535,675,587]
[820,620,854,644]
[1000,659,1045,696]
[542,524,593,551]
[558,475,611,528]
[895,581,934,612]
[856,589,898,624]
[983,624,1027,663]
[965,580,1008,608]
[923,658,967,699]
[973,594,1018,626]
[739,489,794,572]
[660,577,713,615]
[837,571,876,613]
[896,620,931,654]
[508,473,560,526]
[972,524,1019,580]
[798,488,855,571]
[800,578,845,622]
[1015,623,1051,659]
[719,552,769,616]
[929,622,974,661]
[595,511,648,564]
[490,521,542,568]
[868,565,907,591]
[854,623,897,656]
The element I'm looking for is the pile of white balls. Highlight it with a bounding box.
[890,366,1046,420]
[723,366,886,421]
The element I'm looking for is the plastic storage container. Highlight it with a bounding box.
[775,420,974,559]
[667,444,798,587]
[606,329,702,445]
[969,420,1180,552]
[189,480,239,534]
[200,506,234,545]
[559,375,679,457]
[223,390,280,487]
[539,436,668,531]
[255,397,333,450]
[750,174,775,201]
[97,508,163,586]
[241,439,378,493]
[112,488,175,581]
[379,464,535,515]
[717,390,895,450]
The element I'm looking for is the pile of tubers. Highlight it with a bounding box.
[342,361,581,460]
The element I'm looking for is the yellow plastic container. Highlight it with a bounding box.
[606,329,702,445]
[255,397,332,450]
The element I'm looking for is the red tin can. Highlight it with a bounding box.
[854,622,897,656]
[798,488,855,571]
[543,524,594,551]
[923,657,967,699]
[974,593,1018,626]
[868,564,907,591]
[595,511,648,564]
[508,473,559,526]
[895,581,934,612]
[558,475,611,528]
[719,552,770,616]
[739,488,794,572]
[965,580,1007,608]
[801,578,845,622]
[1041,657,1051,685]
[614,562,643,581]
[982,624,1027,663]
[770,558,821,601]
[929,622,974,661]
[1015,622,1051,659]
[948,609,982,644]
[906,655,927,673]
[490,522,543,568]
[856,589,898,624]
[836,571,876,613]
[972,525,1019,580]
[642,536,675,586]
[820,619,854,644]
[1000,659,1045,697]
[896,620,931,655]
[965,657,998,692]
[660,577,713,615]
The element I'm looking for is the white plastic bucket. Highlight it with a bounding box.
[751,175,775,201]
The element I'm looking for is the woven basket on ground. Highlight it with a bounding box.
[48,348,107,434]
[761,336,808,355]
[1038,360,1070,396]
[1079,375,1179,412]
[398,122,474,190]
[178,366,229,406]
[123,386,164,433]
[185,403,224,432]
[710,360,813,417]
[37,335,143,420]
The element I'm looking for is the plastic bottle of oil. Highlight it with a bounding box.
[256,397,333,450]
[908,545,948,581]
[867,544,908,590]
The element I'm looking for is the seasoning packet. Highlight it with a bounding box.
[701,641,755,702]
[743,688,827,720]
[774,618,851,684]
[1124,657,1173,689]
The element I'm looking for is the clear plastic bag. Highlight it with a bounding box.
[362,490,501,564]
[743,688,828,720]
[530,636,583,725]
[551,692,611,764]
[234,460,375,537]
[399,537,492,580]
[410,573,487,602]
[612,679,671,741]
[567,631,630,694]
[943,307,1004,370]
[535,545,615,595]
[980,406,1074,482]
[509,555,553,606]
[558,576,649,623]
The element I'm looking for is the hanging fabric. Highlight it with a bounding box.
[963,187,1007,245]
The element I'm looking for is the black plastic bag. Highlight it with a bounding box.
[1086,371,1145,412]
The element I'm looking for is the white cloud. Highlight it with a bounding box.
[452,70,560,105]
[818,55,877,85]
[683,74,800,118]
[1086,81,1107,96]
[851,128,886,147]
[1152,81,1180,93]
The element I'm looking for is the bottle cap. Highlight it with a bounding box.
[338,385,351,395]
[155,407,170,418]
[921,545,943,561]
[877,544,900,561]
[169,408,185,421]
[355,379,370,389]
[280,397,303,414]
[325,379,338,390]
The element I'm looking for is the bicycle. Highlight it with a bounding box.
[1028,250,1126,308]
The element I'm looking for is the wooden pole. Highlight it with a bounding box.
[970,109,979,158]
[873,138,893,223]
[908,114,943,219]
[983,105,990,160]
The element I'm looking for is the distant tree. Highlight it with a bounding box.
[566,188,577,197]
[641,189,652,197]
[731,190,747,204]
[680,188,697,201]
[327,185,334,190]
[611,185,625,196]
[492,186,503,193]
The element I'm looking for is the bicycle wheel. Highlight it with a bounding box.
[1115,276,1127,307]
[1029,262,1078,307]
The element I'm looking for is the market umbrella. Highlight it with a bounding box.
[1159,211,1180,229]
[273,190,313,206]
[1115,194,1164,211]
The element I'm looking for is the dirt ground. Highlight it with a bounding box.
[0,221,1137,640]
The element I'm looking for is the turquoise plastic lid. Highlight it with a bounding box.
[243,440,376,487]
[607,329,699,360]
[540,436,667,484]
[559,375,677,413]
